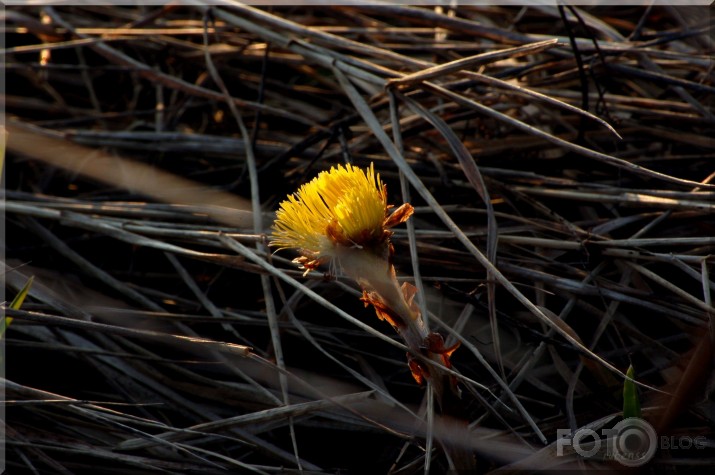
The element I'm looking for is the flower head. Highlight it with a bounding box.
[271,163,412,272]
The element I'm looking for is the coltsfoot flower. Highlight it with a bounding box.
[271,162,412,273]
[270,162,461,400]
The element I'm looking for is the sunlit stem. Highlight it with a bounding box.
[335,246,452,405]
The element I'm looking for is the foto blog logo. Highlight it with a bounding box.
[556,417,706,467]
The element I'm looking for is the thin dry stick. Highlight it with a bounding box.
[421,81,710,189]
[118,391,374,450]
[201,16,303,469]
[386,91,436,472]
[387,38,560,87]
[4,308,251,357]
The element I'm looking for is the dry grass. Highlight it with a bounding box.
[4,4,714,474]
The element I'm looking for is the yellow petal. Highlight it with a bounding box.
[270,163,388,256]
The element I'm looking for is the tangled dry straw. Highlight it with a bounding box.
[4,3,714,474]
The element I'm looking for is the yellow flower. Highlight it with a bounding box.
[271,163,388,261]
[271,164,460,398]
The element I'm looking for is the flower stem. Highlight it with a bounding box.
[336,247,459,403]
